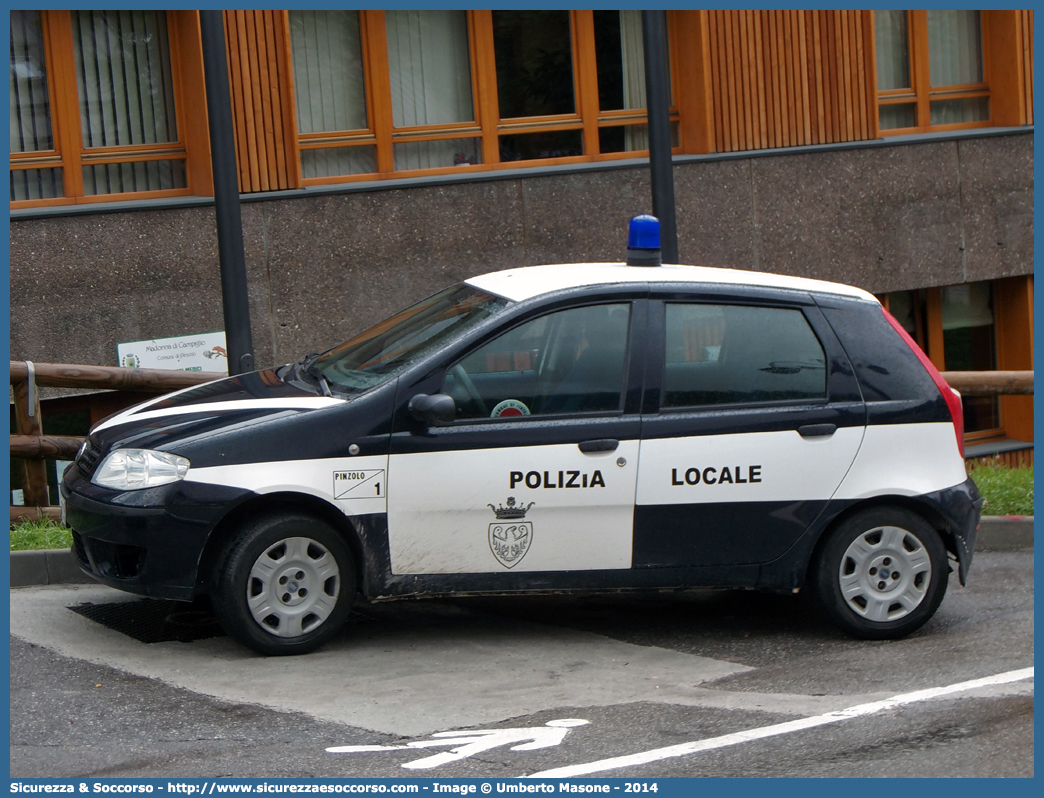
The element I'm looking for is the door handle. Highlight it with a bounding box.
[798,423,837,438]
[578,439,619,453]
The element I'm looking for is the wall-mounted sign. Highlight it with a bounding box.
[117,331,228,374]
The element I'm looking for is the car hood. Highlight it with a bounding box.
[87,369,346,459]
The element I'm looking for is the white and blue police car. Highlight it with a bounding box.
[62,216,981,655]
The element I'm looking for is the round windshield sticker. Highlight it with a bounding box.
[491,399,530,418]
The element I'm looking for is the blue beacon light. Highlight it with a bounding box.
[626,214,662,267]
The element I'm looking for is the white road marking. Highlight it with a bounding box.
[328,719,589,770]
[528,667,1034,778]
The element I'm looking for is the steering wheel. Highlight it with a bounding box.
[451,364,488,417]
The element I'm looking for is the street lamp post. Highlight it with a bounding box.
[200,10,255,375]
[642,10,679,264]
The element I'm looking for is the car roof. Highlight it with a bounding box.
[465,262,879,304]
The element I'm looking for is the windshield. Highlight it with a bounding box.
[308,284,510,393]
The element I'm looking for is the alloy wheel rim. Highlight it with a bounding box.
[838,525,931,623]
[246,536,340,638]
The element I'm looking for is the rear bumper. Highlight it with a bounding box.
[928,476,982,585]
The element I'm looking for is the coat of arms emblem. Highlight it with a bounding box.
[488,497,534,568]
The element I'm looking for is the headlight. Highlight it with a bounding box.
[91,448,190,490]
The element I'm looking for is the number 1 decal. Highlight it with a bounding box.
[332,469,386,500]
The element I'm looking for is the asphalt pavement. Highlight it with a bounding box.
[9,550,1033,778]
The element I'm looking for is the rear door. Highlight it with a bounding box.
[634,291,865,568]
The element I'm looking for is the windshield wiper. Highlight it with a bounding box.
[292,353,333,397]
[304,363,333,397]
[293,352,319,370]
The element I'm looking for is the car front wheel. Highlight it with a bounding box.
[213,513,356,655]
[813,507,948,640]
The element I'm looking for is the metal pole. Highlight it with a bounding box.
[642,10,679,263]
[200,10,254,375]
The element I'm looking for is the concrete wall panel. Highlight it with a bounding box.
[258,181,526,362]
[518,169,650,266]
[674,158,757,271]
[958,134,1035,283]
[10,209,225,367]
[240,203,277,368]
[9,133,1033,370]
[749,143,966,293]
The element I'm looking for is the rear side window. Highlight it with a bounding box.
[662,303,826,408]
[820,302,937,402]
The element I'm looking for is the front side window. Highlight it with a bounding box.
[875,10,989,134]
[444,303,631,420]
[662,303,826,408]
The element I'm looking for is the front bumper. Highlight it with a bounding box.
[61,468,248,601]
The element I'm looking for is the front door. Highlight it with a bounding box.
[387,300,643,575]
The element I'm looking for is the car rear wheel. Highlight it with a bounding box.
[213,513,356,655]
[813,507,948,640]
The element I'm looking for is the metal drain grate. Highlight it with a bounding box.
[69,600,225,644]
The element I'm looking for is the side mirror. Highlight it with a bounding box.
[408,393,456,426]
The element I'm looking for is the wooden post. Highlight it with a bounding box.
[12,362,50,507]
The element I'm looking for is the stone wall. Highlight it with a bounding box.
[10,131,1033,369]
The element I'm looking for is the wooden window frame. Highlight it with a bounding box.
[925,284,1004,444]
[288,10,682,187]
[10,10,209,210]
[881,280,1028,446]
[376,10,484,178]
[875,10,992,137]
[290,10,381,184]
[583,11,683,163]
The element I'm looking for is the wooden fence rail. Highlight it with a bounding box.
[11,434,84,461]
[7,363,1035,524]
[9,361,225,391]
[939,371,1034,396]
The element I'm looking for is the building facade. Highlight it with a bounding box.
[9,9,1035,456]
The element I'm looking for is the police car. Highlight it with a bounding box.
[62,216,981,655]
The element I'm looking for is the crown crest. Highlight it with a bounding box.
[488,496,534,519]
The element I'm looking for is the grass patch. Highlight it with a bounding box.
[10,518,74,551]
[968,463,1034,517]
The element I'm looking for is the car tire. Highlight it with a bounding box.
[813,507,948,640]
[212,512,356,656]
